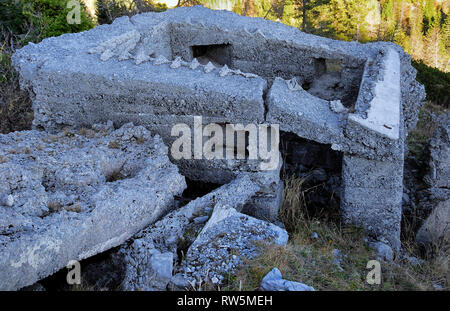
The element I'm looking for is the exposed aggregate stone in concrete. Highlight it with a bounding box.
[0,122,186,290]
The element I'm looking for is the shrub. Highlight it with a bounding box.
[96,0,167,25]
[412,60,450,108]
[26,0,94,38]
[0,0,93,41]
[0,0,95,133]
[0,0,31,35]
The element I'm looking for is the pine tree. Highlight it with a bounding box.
[325,0,367,41]
[440,15,450,72]
[442,15,450,51]
[295,0,330,33]
[422,0,437,32]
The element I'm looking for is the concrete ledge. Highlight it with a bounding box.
[347,49,401,141]
[266,77,344,145]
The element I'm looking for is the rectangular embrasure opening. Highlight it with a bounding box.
[191,44,232,66]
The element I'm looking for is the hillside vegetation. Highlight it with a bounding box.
[200,0,449,74]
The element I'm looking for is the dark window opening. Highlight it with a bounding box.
[191,44,232,66]
[314,58,327,77]
[280,131,343,222]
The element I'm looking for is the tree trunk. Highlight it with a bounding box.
[302,0,308,32]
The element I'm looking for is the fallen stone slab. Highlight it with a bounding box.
[179,203,288,287]
[85,174,261,291]
[0,123,186,290]
[266,77,344,146]
[118,175,259,290]
[132,174,261,255]
[260,268,314,291]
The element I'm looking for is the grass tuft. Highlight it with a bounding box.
[223,175,449,291]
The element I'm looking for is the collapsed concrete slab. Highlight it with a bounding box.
[266,77,344,146]
[122,174,260,256]
[87,175,261,290]
[0,123,186,290]
[179,203,288,286]
[416,114,450,250]
[12,6,426,249]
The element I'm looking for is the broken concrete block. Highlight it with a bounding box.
[259,268,314,291]
[133,174,261,255]
[0,123,186,290]
[179,203,288,286]
[101,174,261,290]
[240,158,284,222]
[345,49,404,161]
[426,114,450,189]
[368,240,394,262]
[120,238,174,291]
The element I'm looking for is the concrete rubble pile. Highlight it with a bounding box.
[2,6,428,290]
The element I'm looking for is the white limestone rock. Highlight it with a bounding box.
[260,268,314,291]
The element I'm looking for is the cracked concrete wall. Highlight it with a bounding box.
[341,155,404,250]
[12,6,426,249]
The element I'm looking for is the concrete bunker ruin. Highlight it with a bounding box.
[12,6,426,251]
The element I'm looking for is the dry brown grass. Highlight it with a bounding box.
[78,127,96,138]
[223,176,449,291]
